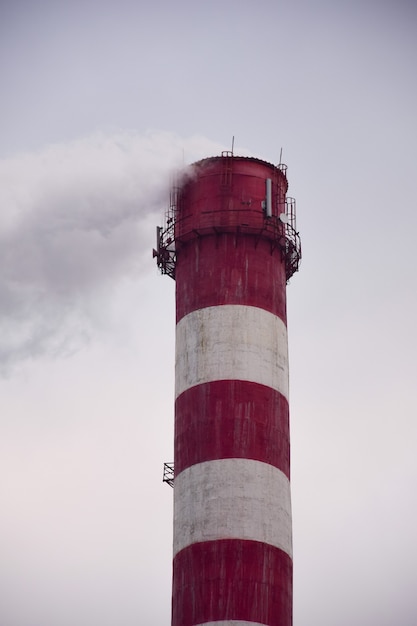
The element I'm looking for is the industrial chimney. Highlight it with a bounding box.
[155,151,301,626]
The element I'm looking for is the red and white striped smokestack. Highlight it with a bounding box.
[156,152,301,626]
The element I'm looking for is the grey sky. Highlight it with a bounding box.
[0,1,416,625]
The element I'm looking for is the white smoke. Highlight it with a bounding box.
[0,130,226,371]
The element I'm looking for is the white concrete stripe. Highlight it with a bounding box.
[173,458,292,559]
[197,622,268,626]
[175,305,288,400]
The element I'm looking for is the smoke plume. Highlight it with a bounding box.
[0,130,225,371]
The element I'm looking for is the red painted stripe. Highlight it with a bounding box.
[172,539,292,626]
[175,233,287,323]
[175,157,288,253]
[175,380,290,478]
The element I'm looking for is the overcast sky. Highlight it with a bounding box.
[1,1,416,625]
